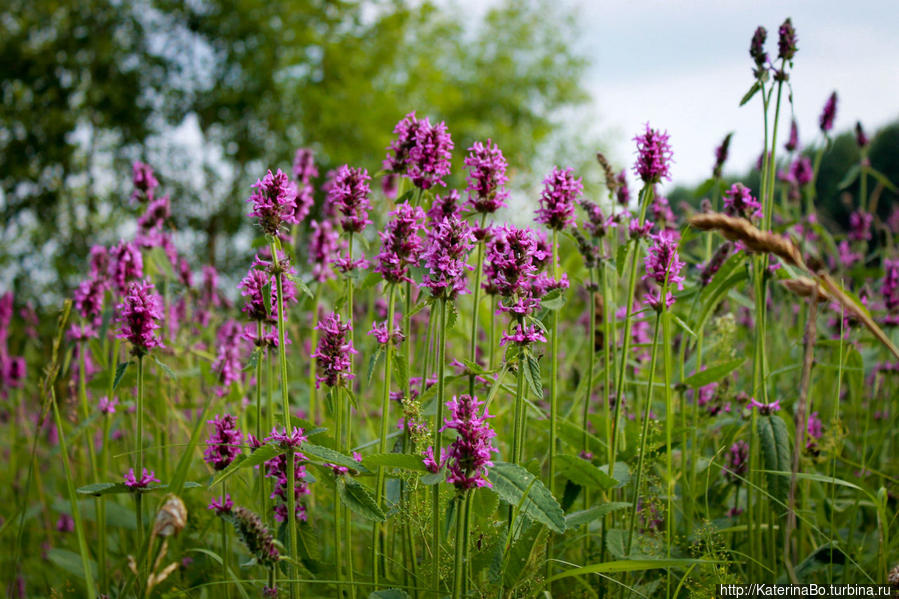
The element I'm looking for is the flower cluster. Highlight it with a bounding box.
[615,170,630,207]
[713,132,733,178]
[124,467,160,489]
[312,312,357,388]
[212,320,246,394]
[98,396,118,415]
[131,161,159,204]
[109,241,144,294]
[308,220,341,282]
[785,119,799,152]
[723,440,749,482]
[73,275,108,326]
[464,139,509,213]
[247,169,299,236]
[439,394,498,491]
[375,202,426,284]
[328,165,372,233]
[642,230,685,310]
[536,166,582,231]
[420,214,476,300]
[848,211,872,242]
[633,124,673,184]
[204,414,244,471]
[208,494,233,515]
[749,26,768,71]
[115,278,164,355]
[428,190,461,224]
[383,112,454,190]
[293,147,318,184]
[777,17,797,61]
[368,320,404,346]
[263,428,311,522]
[229,506,280,568]
[723,183,763,221]
[748,397,781,415]
[819,92,837,134]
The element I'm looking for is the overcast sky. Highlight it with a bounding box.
[572,0,899,186]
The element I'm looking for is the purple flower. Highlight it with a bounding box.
[292,148,318,184]
[368,320,404,346]
[262,428,310,522]
[294,182,314,224]
[750,26,768,67]
[482,224,541,304]
[777,17,797,60]
[785,120,799,153]
[441,395,498,490]
[422,446,442,473]
[108,241,144,294]
[124,467,160,489]
[819,92,837,134]
[420,215,476,300]
[633,124,673,184]
[628,218,653,240]
[806,411,823,439]
[855,122,869,149]
[115,279,164,355]
[239,268,272,323]
[428,190,462,224]
[882,259,899,315]
[789,156,813,186]
[56,514,75,533]
[229,506,280,567]
[642,229,685,310]
[723,183,763,220]
[580,201,607,238]
[212,321,245,395]
[266,426,308,449]
[699,242,732,286]
[131,161,158,204]
[204,414,243,471]
[99,396,118,415]
[835,240,862,269]
[311,312,357,388]
[748,397,781,415]
[849,210,873,242]
[464,139,509,213]
[384,112,454,190]
[536,166,582,230]
[381,173,398,199]
[137,195,171,232]
[247,169,299,236]
[208,494,233,515]
[651,193,675,227]
[713,132,733,178]
[89,245,111,281]
[3,356,26,389]
[723,440,749,482]
[307,220,341,282]
[615,170,630,207]
[73,276,108,324]
[500,323,547,347]
[375,202,426,285]
[328,165,372,234]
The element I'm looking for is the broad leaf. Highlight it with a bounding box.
[487,461,565,534]
[682,357,745,388]
[757,413,791,504]
[555,454,617,490]
[336,478,385,521]
[363,453,428,473]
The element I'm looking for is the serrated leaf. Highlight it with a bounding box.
[598,462,631,488]
[487,462,565,534]
[523,352,543,399]
[757,414,791,504]
[739,81,760,106]
[540,288,565,311]
[565,502,631,528]
[363,453,428,473]
[682,357,745,388]
[113,361,130,391]
[210,444,283,487]
[153,355,176,379]
[290,275,314,298]
[337,477,385,521]
[301,443,370,474]
[555,454,617,490]
[446,301,458,329]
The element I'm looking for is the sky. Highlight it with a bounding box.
[570,0,899,186]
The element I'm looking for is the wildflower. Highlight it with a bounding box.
[699,242,732,286]
[500,323,547,347]
[580,200,607,238]
[293,181,314,224]
[855,122,869,149]
[312,312,357,388]
[777,17,798,61]
[441,395,499,490]
[88,245,110,281]
[239,268,273,323]
[108,241,144,294]
[723,440,749,482]
[115,279,164,356]
[381,173,398,199]
[883,259,899,313]
[483,224,538,299]
[307,220,341,282]
[785,120,799,152]
[374,202,426,284]
[422,446,442,473]
[262,429,311,522]
[749,26,768,69]
[789,156,813,186]
[137,195,171,232]
[835,241,862,269]
[464,139,509,213]
[368,320,404,346]
[204,414,243,471]
[805,411,823,453]
[819,92,837,134]
[428,190,461,224]
[247,169,299,236]
[615,170,630,207]
[642,229,685,310]
[209,494,233,515]
[628,218,653,240]
[3,356,26,389]
[292,148,318,184]
[131,161,158,204]
[99,396,118,415]
[328,165,372,234]
[536,166,582,230]
[633,124,673,184]
[212,321,245,394]
[651,193,675,227]
[73,276,108,326]
[849,210,872,242]
[420,214,476,300]
[723,183,763,220]
[384,112,454,190]
[713,132,733,178]
[56,514,74,533]
[229,506,280,568]
[124,467,160,489]
[748,397,781,415]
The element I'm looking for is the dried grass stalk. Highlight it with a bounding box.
[688,213,805,268]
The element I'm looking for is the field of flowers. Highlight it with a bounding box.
[2,17,898,599]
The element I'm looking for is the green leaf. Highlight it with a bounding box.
[76,482,131,496]
[695,270,748,333]
[694,177,716,198]
[487,462,565,534]
[392,352,409,392]
[739,81,760,106]
[361,270,382,291]
[243,348,262,372]
[565,502,630,528]
[153,355,176,380]
[363,453,428,473]
[546,559,711,583]
[367,345,384,385]
[290,274,314,298]
[522,352,543,399]
[211,444,283,488]
[555,454,618,490]
[113,361,130,391]
[336,477,385,521]
[682,357,745,388]
[540,288,566,311]
[503,523,546,587]
[301,443,370,474]
[867,166,898,192]
[47,548,97,580]
[757,414,791,504]
[837,164,860,190]
[598,462,631,488]
[615,243,629,278]
[446,301,458,329]
[671,313,696,339]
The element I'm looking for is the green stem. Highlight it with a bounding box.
[661,309,674,599]
[452,492,470,599]
[374,284,397,585]
[582,268,596,458]
[469,214,488,395]
[136,355,145,551]
[309,285,323,423]
[548,229,560,494]
[432,299,447,598]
